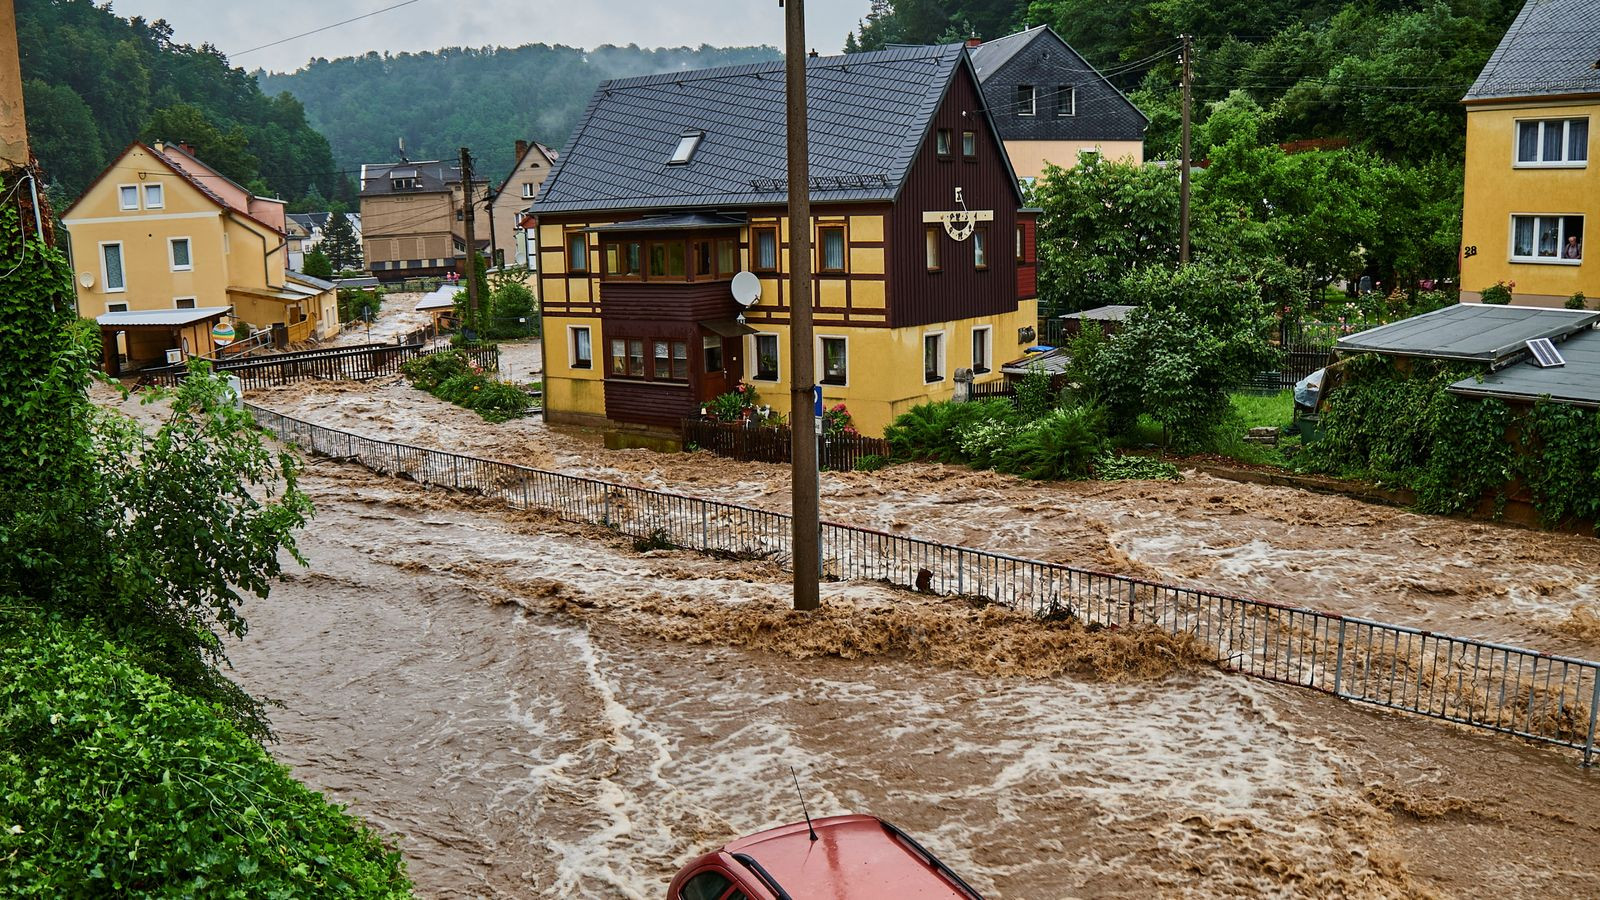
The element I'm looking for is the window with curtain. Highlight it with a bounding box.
[567,234,588,271]
[754,228,779,271]
[1516,118,1588,165]
[572,327,592,368]
[973,227,988,270]
[819,226,846,272]
[925,227,941,271]
[972,328,990,374]
[754,334,779,380]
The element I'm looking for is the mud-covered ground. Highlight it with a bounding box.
[250,377,1600,659]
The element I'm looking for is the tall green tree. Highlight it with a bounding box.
[1031,155,1179,313]
[141,102,260,186]
[320,210,363,272]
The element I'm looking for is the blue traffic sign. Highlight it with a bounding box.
[813,384,823,418]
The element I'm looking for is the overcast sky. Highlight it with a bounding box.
[109,0,872,73]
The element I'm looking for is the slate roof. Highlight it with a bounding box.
[967,25,1148,141]
[967,27,1040,81]
[534,44,990,214]
[1465,0,1600,102]
[288,212,332,231]
[1449,327,1600,407]
[1336,304,1600,364]
[360,160,486,196]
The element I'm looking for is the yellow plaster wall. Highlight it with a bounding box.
[1461,101,1599,308]
[740,301,1037,436]
[1003,140,1144,180]
[542,314,607,419]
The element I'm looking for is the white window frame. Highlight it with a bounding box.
[1509,213,1583,265]
[105,301,129,313]
[1513,117,1588,168]
[118,184,139,210]
[143,182,165,209]
[669,131,704,165]
[971,326,992,375]
[1057,84,1076,117]
[522,182,536,199]
[1016,84,1036,117]
[99,241,126,293]
[818,334,849,388]
[568,325,593,369]
[923,330,945,383]
[168,236,193,272]
[750,332,782,382]
[174,297,197,309]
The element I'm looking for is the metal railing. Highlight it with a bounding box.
[140,343,500,390]
[247,404,1600,765]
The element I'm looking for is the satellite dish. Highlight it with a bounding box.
[78,272,95,288]
[731,271,760,308]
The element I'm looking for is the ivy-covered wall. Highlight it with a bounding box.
[1302,354,1600,530]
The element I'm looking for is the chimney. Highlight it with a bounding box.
[515,139,528,164]
[965,37,983,48]
[179,141,194,156]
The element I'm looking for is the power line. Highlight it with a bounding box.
[232,0,427,59]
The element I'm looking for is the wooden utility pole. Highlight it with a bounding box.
[1178,33,1192,264]
[459,147,482,334]
[0,0,29,168]
[784,0,820,612]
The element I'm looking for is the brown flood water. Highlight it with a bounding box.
[251,378,1600,658]
[219,459,1600,899]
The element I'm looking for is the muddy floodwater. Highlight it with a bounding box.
[223,460,1600,898]
[251,378,1600,658]
[97,382,1600,897]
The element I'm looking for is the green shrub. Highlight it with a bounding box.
[995,403,1109,480]
[1014,365,1055,419]
[486,281,537,339]
[1516,401,1600,526]
[854,454,887,472]
[400,350,472,392]
[0,611,411,898]
[955,418,1026,469]
[1566,291,1588,311]
[470,380,532,423]
[885,399,1015,463]
[1092,453,1182,481]
[1480,281,1513,305]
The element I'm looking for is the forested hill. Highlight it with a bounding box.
[850,0,1524,162]
[260,44,781,179]
[18,0,339,204]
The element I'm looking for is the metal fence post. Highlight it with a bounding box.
[1585,672,1600,767]
[701,504,709,552]
[1333,620,1348,698]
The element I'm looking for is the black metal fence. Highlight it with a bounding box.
[250,404,1600,765]
[1241,344,1338,394]
[682,417,890,471]
[140,343,500,390]
[965,381,1019,404]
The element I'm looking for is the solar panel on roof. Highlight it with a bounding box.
[1527,337,1566,368]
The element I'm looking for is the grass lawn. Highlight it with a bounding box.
[1230,390,1294,430]
[1114,392,1300,468]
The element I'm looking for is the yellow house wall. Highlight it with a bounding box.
[537,209,1032,436]
[1003,139,1144,180]
[64,145,235,317]
[542,313,607,423]
[1461,100,1599,307]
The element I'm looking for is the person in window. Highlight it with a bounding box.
[1564,235,1582,259]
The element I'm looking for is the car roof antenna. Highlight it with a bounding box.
[789,766,818,842]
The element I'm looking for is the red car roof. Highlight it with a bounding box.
[722,815,979,899]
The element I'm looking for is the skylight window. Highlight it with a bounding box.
[669,132,704,165]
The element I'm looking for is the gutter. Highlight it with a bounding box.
[228,210,290,289]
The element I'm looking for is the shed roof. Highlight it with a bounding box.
[1335,304,1600,364]
[1448,327,1600,407]
[1063,304,1135,321]
[96,307,231,327]
[1465,0,1600,102]
[534,44,1010,214]
[415,284,464,311]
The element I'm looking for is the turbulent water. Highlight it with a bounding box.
[217,460,1600,899]
[93,380,1600,897]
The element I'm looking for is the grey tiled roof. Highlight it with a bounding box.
[534,44,970,214]
[361,161,486,196]
[1465,0,1600,101]
[967,26,1040,81]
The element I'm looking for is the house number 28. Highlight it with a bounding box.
[1463,246,1478,258]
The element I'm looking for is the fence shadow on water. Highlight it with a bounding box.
[248,404,1600,765]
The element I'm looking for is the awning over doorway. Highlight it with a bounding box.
[700,318,759,338]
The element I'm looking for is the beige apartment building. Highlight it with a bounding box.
[489,139,557,270]
[359,158,488,281]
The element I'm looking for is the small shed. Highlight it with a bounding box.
[96,307,231,376]
[1059,304,1135,338]
[414,284,465,328]
[1449,328,1600,408]
[1334,304,1600,367]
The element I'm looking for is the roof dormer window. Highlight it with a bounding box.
[668,131,704,165]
